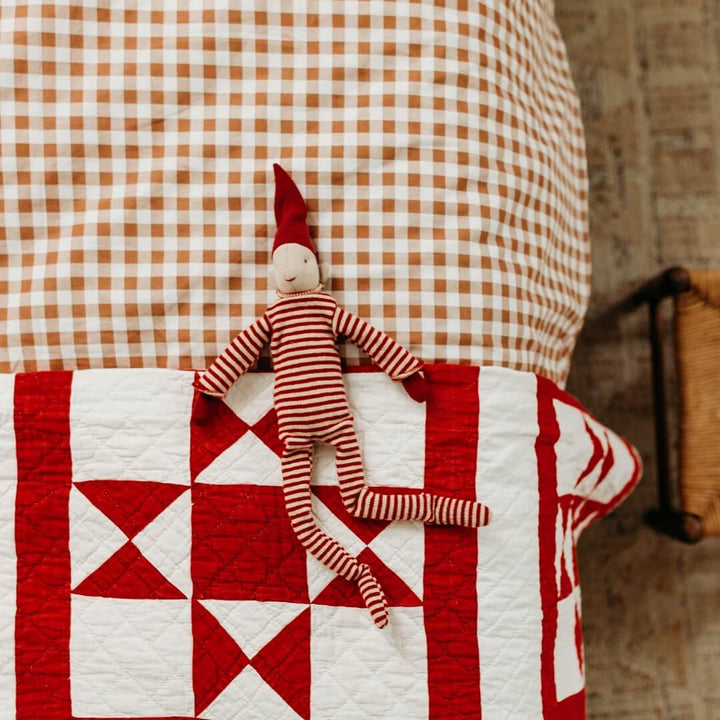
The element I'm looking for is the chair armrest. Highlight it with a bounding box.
[630,266,691,306]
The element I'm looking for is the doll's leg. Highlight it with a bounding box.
[281,445,389,628]
[331,425,492,527]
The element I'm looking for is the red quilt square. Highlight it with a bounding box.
[192,484,309,603]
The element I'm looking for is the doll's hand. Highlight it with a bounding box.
[191,390,219,426]
[401,370,429,403]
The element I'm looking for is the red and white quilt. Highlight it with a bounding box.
[0,365,640,719]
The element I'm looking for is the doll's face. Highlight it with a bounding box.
[271,243,320,293]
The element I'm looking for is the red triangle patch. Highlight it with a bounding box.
[190,393,250,482]
[313,547,421,608]
[252,607,311,720]
[76,480,188,539]
[577,419,604,486]
[251,407,284,458]
[73,541,185,599]
[192,600,250,716]
[311,485,391,545]
[574,605,584,674]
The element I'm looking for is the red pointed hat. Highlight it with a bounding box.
[272,163,317,256]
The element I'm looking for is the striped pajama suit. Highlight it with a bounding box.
[194,288,490,627]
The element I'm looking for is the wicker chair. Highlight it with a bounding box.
[632,267,720,542]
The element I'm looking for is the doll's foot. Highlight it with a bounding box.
[429,495,492,528]
[357,563,389,629]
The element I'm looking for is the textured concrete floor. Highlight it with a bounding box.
[555,1,720,718]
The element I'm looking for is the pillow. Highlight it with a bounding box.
[0,364,639,718]
[0,2,588,386]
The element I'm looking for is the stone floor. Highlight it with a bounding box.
[555,1,720,717]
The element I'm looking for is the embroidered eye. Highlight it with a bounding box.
[304,259,307,263]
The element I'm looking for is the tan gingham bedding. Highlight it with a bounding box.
[0,1,589,386]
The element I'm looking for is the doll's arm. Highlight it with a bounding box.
[193,314,272,398]
[332,306,423,381]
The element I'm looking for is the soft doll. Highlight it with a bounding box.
[193,164,492,628]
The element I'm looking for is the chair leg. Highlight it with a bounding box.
[645,509,704,544]
[648,300,673,515]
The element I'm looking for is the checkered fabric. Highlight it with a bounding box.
[0,1,589,386]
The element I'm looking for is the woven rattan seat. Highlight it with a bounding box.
[632,267,720,541]
[674,269,720,535]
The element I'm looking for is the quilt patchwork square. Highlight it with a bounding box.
[193,484,308,603]
[70,596,193,717]
[70,369,192,485]
[310,605,428,720]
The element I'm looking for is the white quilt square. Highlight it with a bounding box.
[70,596,193,718]
[70,369,193,484]
[310,605,428,720]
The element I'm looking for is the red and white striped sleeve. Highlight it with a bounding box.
[193,313,272,397]
[332,306,422,381]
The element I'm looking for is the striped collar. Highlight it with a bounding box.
[275,284,324,299]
